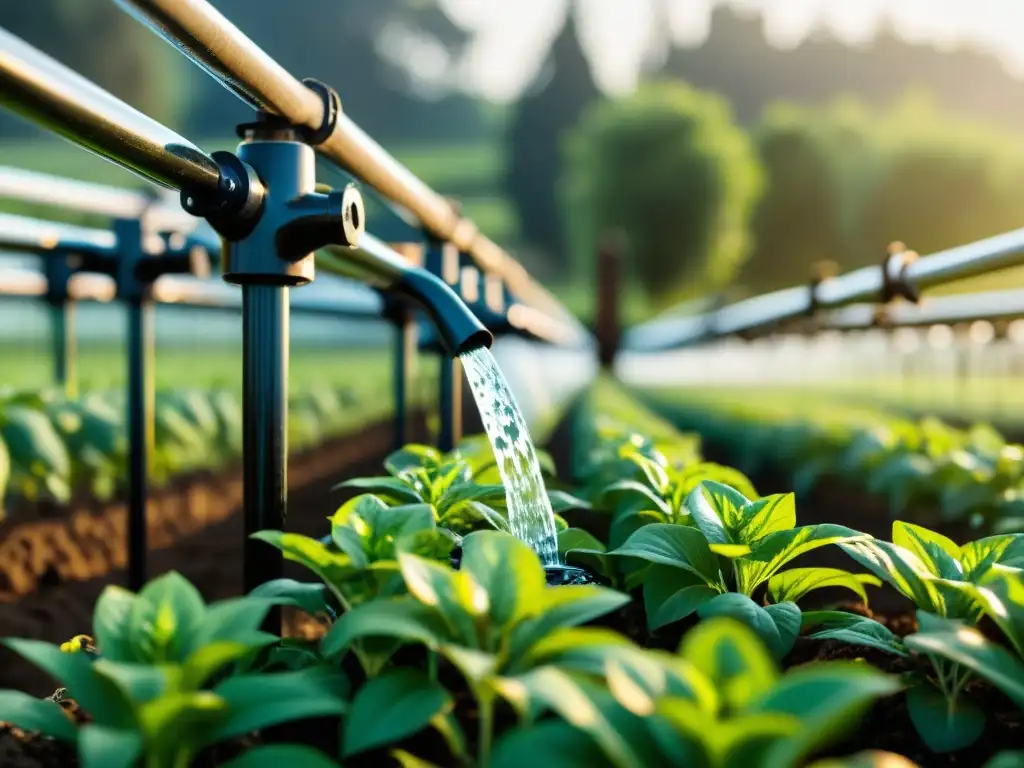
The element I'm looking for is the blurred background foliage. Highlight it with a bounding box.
[5,1,1024,322]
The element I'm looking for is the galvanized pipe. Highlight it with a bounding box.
[114,0,586,342]
[0,166,187,226]
[0,28,222,194]
[626,227,1024,351]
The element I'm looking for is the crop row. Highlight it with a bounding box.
[0,382,1020,767]
[637,387,1024,537]
[0,381,391,517]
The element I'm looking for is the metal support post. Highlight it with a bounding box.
[384,296,416,449]
[43,252,78,398]
[424,238,463,452]
[113,218,156,592]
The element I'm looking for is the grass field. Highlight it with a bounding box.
[646,376,1024,428]
[0,341,407,398]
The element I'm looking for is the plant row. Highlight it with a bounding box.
[0,383,1019,767]
[0,382,378,516]
[638,387,1024,536]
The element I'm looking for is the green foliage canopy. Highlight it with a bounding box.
[561,82,763,306]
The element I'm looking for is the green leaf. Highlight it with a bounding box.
[385,445,441,476]
[905,628,1024,708]
[461,530,545,630]
[906,682,986,753]
[678,617,778,709]
[398,552,484,645]
[608,509,665,549]
[0,691,78,741]
[642,566,718,630]
[737,493,797,543]
[492,722,613,768]
[608,523,721,586]
[344,669,452,756]
[247,580,329,617]
[656,699,798,766]
[335,476,423,504]
[892,522,963,580]
[92,659,167,706]
[508,585,632,663]
[498,668,645,768]
[683,482,738,545]
[802,612,908,657]
[211,668,347,742]
[222,745,343,768]
[599,480,671,516]
[92,586,136,662]
[970,565,1024,657]
[321,597,448,658]
[78,725,143,768]
[129,571,206,664]
[983,751,1024,768]
[185,600,276,669]
[961,534,1024,576]
[697,594,797,660]
[755,663,903,768]
[769,568,880,605]
[549,490,592,513]
[251,531,353,587]
[438,482,507,512]
[391,750,447,768]
[136,691,227,762]
[181,641,264,690]
[838,538,943,614]
[2,638,134,728]
[559,527,606,556]
[742,524,868,590]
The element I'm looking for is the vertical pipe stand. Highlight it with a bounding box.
[242,285,289,598]
[114,218,156,592]
[43,252,78,399]
[425,238,462,452]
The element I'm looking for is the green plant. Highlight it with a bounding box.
[321,530,631,765]
[0,571,345,767]
[815,525,1024,752]
[604,482,869,657]
[492,617,899,768]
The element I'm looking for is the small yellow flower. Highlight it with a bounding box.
[60,634,94,654]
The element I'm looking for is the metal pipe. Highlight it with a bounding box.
[125,296,154,591]
[114,0,586,343]
[241,285,288,621]
[438,356,462,453]
[0,28,221,193]
[0,166,189,228]
[317,235,492,356]
[626,227,1024,351]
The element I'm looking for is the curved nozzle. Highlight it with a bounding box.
[397,268,493,356]
[317,233,492,356]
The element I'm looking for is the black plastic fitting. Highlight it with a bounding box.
[219,140,365,286]
[300,78,342,146]
[182,151,265,242]
[396,267,492,356]
[881,242,920,304]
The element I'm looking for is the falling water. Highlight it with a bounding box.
[459,346,560,565]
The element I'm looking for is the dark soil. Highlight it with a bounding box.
[0,415,427,697]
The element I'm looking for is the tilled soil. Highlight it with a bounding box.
[0,416,426,697]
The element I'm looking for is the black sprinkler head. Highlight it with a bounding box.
[397,268,493,356]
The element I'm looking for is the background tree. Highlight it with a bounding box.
[504,3,600,276]
[561,82,763,306]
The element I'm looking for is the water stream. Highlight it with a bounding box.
[459,346,560,565]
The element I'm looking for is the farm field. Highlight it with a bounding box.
[2,380,1020,767]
